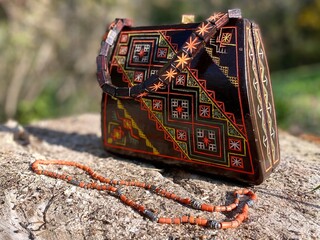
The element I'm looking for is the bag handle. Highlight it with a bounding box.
[96,9,242,98]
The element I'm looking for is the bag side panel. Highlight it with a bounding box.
[244,20,280,178]
[251,22,280,166]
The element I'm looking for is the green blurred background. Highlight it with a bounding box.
[0,0,319,136]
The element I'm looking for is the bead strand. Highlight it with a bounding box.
[31,159,257,229]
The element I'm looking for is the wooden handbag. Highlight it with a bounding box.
[96,9,280,184]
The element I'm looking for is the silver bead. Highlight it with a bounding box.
[207,220,221,229]
[190,199,202,209]
[247,199,255,207]
[116,188,123,197]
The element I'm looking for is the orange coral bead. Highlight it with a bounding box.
[173,218,181,224]
[231,220,240,228]
[215,206,221,212]
[235,213,246,223]
[229,203,238,210]
[201,204,214,212]
[158,218,172,224]
[220,221,233,229]
[181,216,189,223]
[170,193,177,200]
[195,217,207,226]
[189,216,195,224]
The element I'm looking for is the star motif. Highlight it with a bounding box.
[157,48,167,58]
[152,99,162,110]
[137,92,148,98]
[196,22,212,37]
[207,12,224,22]
[137,48,146,58]
[175,105,184,114]
[183,37,200,54]
[134,72,144,82]
[231,156,243,168]
[177,130,187,141]
[229,139,241,151]
[221,33,232,44]
[111,126,124,141]
[199,105,210,118]
[149,81,164,91]
[162,68,177,82]
[175,53,191,69]
[175,74,186,85]
[203,136,211,147]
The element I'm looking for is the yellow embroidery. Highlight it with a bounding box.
[162,68,178,82]
[175,53,191,69]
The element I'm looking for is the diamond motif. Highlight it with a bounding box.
[171,99,189,120]
[132,44,151,63]
[196,128,217,152]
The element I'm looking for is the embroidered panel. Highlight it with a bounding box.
[100,19,280,183]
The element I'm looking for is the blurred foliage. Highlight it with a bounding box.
[0,0,319,135]
[272,64,320,136]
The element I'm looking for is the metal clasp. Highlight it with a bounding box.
[228,9,242,19]
[105,29,117,45]
[181,14,195,24]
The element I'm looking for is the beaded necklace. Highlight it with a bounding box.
[31,159,257,229]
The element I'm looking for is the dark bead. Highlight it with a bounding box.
[150,185,157,192]
[69,179,80,186]
[144,209,158,222]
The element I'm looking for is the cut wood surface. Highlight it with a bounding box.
[0,114,319,240]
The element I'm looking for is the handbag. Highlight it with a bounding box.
[30,10,265,231]
[96,9,280,185]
